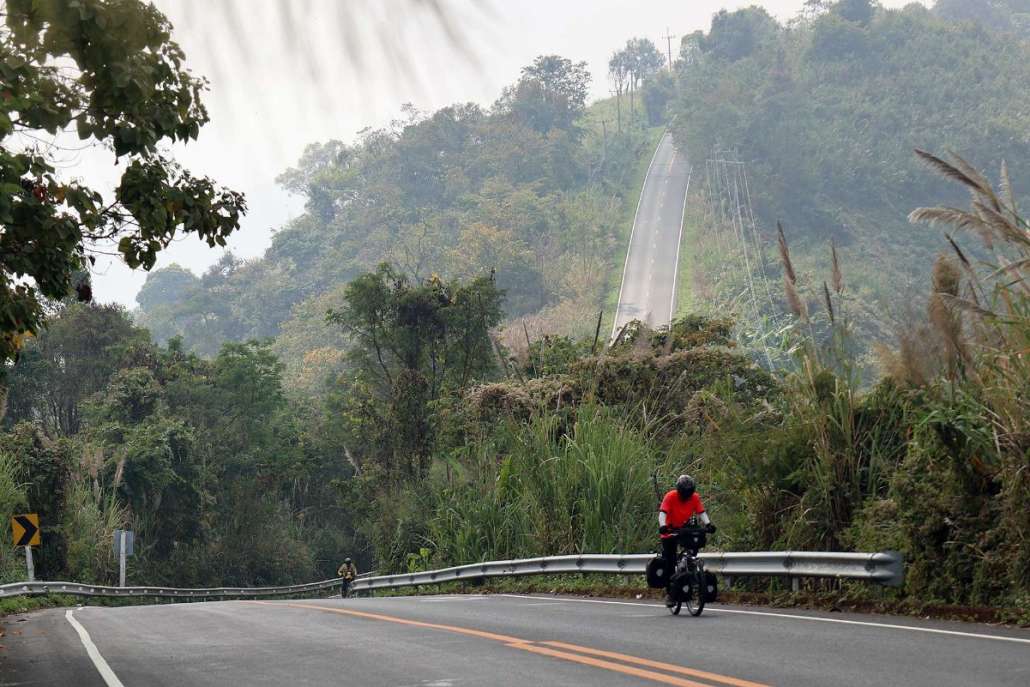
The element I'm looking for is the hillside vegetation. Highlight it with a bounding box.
[137,57,658,394]
[670,0,1030,352]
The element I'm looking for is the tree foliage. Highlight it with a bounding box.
[4,303,146,435]
[0,0,244,365]
[327,265,503,479]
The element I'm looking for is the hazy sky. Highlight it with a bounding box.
[86,0,924,307]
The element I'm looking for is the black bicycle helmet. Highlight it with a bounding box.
[675,474,696,499]
[344,557,352,564]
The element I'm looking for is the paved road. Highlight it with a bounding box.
[612,132,692,339]
[2,594,1027,686]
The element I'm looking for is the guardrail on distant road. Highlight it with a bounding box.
[0,550,903,600]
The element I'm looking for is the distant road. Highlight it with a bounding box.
[3,594,1028,686]
[612,132,692,339]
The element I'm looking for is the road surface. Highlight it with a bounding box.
[612,132,692,339]
[2,593,1027,686]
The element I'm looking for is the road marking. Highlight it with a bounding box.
[500,593,654,608]
[543,641,768,687]
[511,642,729,687]
[498,594,1030,646]
[258,601,523,643]
[709,607,1030,645]
[255,600,765,686]
[65,610,126,687]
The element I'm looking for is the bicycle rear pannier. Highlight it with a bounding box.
[645,556,670,589]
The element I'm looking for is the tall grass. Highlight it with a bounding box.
[62,479,129,584]
[417,408,663,567]
[772,224,908,549]
[509,409,657,554]
[0,451,28,582]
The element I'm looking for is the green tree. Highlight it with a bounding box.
[327,264,504,477]
[5,303,148,435]
[622,37,665,91]
[835,0,876,25]
[702,7,779,61]
[609,38,664,121]
[135,264,201,312]
[0,422,74,578]
[498,55,590,134]
[0,0,245,368]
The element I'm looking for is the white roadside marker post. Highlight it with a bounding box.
[119,530,127,588]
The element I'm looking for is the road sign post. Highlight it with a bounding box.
[119,530,126,587]
[113,529,134,587]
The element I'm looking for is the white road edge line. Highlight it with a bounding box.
[497,594,1030,646]
[611,130,666,341]
[669,161,692,322]
[65,610,127,687]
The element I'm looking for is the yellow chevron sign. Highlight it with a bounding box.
[11,513,40,547]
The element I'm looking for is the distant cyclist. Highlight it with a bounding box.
[338,557,358,598]
[658,475,715,601]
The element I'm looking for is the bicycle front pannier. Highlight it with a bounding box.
[645,556,669,589]
[703,571,718,602]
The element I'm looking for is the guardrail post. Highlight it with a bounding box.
[791,577,799,593]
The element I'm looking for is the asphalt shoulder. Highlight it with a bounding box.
[0,607,107,687]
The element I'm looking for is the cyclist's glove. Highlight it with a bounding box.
[659,525,671,535]
[705,523,717,534]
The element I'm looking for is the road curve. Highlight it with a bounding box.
[612,132,692,339]
[2,594,1027,686]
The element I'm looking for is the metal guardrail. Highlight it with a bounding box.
[349,551,904,592]
[0,572,375,600]
[0,550,903,600]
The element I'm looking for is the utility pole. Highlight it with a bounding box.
[610,88,621,133]
[663,27,675,71]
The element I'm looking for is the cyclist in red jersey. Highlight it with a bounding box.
[658,475,716,602]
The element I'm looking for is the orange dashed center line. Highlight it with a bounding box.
[542,641,770,687]
[257,601,522,643]
[248,600,771,687]
[512,642,728,687]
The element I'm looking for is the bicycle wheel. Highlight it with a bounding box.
[684,571,705,617]
[667,597,682,615]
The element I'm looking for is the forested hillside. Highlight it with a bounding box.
[671,0,1030,350]
[137,56,662,393]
